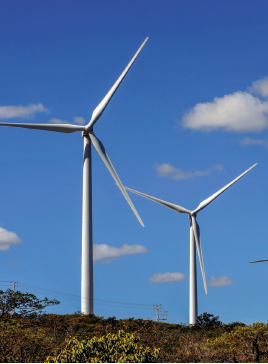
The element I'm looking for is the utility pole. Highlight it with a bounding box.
[153,304,161,322]
[12,281,18,292]
[11,281,18,315]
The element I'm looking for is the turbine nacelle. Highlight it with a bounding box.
[83,127,93,136]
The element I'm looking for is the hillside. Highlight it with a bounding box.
[1,312,268,362]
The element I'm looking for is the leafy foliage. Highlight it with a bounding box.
[0,317,57,363]
[0,289,60,318]
[45,330,160,363]
[207,323,268,362]
[196,312,222,328]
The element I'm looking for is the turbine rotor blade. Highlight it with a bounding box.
[88,131,144,227]
[125,187,191,214]
[249,259,268,263]
[192,163,257,214]
[0,122,85,133]
[191,215,207,295]
[87,37,149,129]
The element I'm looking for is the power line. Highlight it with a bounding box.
[1,281,155,309]
[20,282,154,308]
[59,303,153,316]
[0,280,158,319]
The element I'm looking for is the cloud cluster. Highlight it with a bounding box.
[0,103,48,119]
[149,272,186,283]
[155,163,223,180]
[182,77,268,132]
[241,137,268,149]
[207,275,233,287]
[0,227,22,251]
[93,244,147,263]
[0,102,86,127]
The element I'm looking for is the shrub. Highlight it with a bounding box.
[207,323,268,362]
[45,330,160,363]
[196,312,222,329]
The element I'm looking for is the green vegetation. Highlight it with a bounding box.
[0,289,60,318]
[45,330,160,363]
[0,290,268,362]
[207,323,268,362]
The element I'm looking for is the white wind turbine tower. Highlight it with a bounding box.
[124,163,257,324]
[0,38,148,314]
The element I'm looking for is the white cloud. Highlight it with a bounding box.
[149,272,186,283]
[48,118,70,124]
[0,228,22,251]
[93,244,147,263]
[183,91,268,132]
[241,137,268,149]
[207,275,233,287]
[251,77,268,97]
[73,116,86,125]
[0,103,48,119]
[155,163,223,180]
[182,77,268,133]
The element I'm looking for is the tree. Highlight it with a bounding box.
[45,330,160,363]
[0,289,60,318]
[207,323,268,362]
[196,312,222,328]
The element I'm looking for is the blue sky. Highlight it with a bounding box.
[0,0,268,324]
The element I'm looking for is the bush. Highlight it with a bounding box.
[196,312,222,329]
[207,323,268,362]
[45,330,160,363]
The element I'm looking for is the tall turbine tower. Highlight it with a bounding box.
[0,38,148,314]
[124,164,257,324]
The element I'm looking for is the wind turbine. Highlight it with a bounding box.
[124,163,257,324]
[0,38,148,314]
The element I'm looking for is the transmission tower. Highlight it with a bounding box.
[160,310,168,322]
